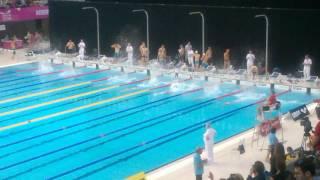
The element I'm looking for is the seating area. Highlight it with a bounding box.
[0,0,48,8]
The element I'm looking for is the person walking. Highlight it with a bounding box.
[78,39,86,61]
[203,122,216,164]
[193,147,207,180]
[303,54,312,80]
[246,50,255,76]
[126,43,133,65]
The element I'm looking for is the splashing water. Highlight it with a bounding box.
[203,84,222,97]
[170,82,200,93]
[58,66,76,77]
[234,90,266,102]
[108,74,136,84]
[138,76,163,88]
[36,61,54,73]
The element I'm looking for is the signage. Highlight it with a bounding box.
[0,6,48,23]
[289,104,310,121]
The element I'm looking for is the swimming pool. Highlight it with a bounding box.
[0,62,318,179]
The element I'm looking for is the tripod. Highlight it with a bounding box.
[301,132,311,152]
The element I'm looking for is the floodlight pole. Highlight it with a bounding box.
[132,9,149,49]
[82,6,100,58]
[189,11,205,54]
[255,14,269,76]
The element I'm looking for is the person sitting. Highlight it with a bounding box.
[247,161,269,180]
[260,90,280,112]
[309,109,320,152]
[294,157,317,180]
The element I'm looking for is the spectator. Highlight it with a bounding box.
[187,48,194,70]
[247,161,269,180]
[309,108,320,152]
[270,143,288,177]
[193,147,207,180]
[227,173,244,180]
[294,157,317,180]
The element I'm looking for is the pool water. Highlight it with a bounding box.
[0,62,318,179]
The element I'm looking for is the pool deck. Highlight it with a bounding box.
[1,49,320,179]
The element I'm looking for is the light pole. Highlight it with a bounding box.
[132,9,149,49]
[255,14,269,76]
[82,6,100,58]
[189,11,205,54]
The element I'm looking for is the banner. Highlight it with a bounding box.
[289,104,309,121]
[0,6,48,23]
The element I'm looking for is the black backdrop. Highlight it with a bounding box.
[49,1,320,75]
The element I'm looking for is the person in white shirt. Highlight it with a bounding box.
[78,39,86,60]
[246,50,255,76]
[126,43,133,65]
[203,122,216,163]
[185,41,192,63]
[303,54,312,80]
[187,49,194,69]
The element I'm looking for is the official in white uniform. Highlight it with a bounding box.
[187,49,194,69]
[246,50,255,76]
[126,43,133,64]
[303,54,312,80]
[203,122,216,164]
[78,39,86,61]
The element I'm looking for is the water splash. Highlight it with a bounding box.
[36,61,53,73]
[59,66,76,77]
[108,74,137,84]
[170,81,200,93]
[203,84,222,97]
[138,76,163,88]
[234,90,266,102]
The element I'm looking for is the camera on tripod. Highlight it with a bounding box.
[300,116,312,136]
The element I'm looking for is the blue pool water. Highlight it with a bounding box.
[0,62,318,179]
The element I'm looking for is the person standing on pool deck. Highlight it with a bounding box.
[303,54,312,80]
[203,122,216,164]
[126,43,133,65]
[193,147,207,180]
[78,39,86,61]
[246,50,255,76]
